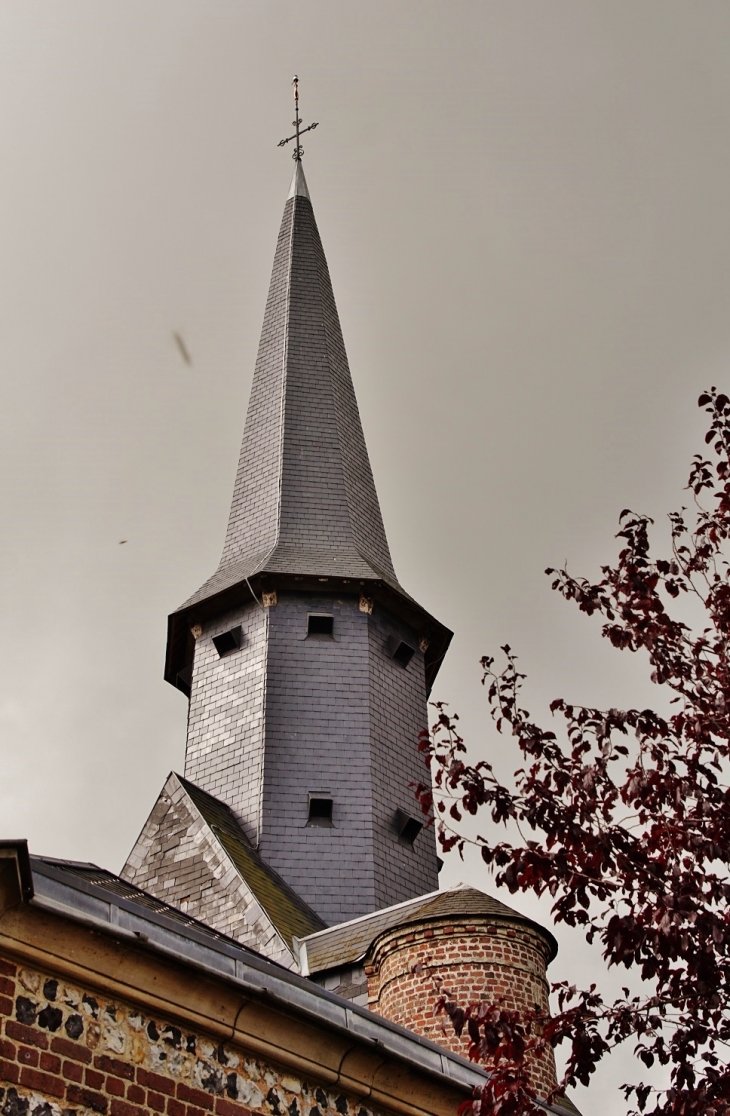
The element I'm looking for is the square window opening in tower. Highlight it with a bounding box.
[212,626,243,657]
[395,809,423,846]
[307,614,334,638]
[387,636,416,669]
[308,796,334,826]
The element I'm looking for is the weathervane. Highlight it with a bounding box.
[278,76,318,161]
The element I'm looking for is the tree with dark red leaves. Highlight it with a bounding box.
[417,390,730,1116]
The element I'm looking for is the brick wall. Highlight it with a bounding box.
[0,954,383,1116]
[365,918,558,1099]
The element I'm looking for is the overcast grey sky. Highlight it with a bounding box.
[1,3,729,1111]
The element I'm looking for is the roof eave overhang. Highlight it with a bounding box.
[0,840,34,903]
[304,906,559,977]
[165,571,452,696]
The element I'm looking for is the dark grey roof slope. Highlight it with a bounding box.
[183,163,396,610]
[300,883,559,974]
[165,163,452,693]
[178,776,326,947]
[31,855,268,957]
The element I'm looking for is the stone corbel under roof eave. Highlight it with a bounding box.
[164,568,453,698]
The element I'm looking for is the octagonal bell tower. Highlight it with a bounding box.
[132,155,451,929]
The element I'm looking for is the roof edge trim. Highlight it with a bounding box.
[368,905,559,965]
[0,840,34,903]
[288,161,310,200]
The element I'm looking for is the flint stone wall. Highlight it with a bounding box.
[0,955,382,1116]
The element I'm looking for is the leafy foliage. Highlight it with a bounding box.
[417,390,730,1115]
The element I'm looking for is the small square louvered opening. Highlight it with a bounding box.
[175,666,192,698]
[307,614,334,637]
[308,796,334,827]
[387,636,416,668]
[212,626,242,657]
[395,809,423,846]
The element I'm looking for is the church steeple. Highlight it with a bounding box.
[165,156,450,697]
[154,110,452,926]
[120,101,559,1066]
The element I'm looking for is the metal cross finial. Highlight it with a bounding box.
[278,76,318,161]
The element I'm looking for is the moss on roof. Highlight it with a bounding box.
[179,777,325,949]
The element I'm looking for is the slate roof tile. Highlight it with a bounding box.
[179,776,326,947]
[301,883,558,973]
[181,164,397,614]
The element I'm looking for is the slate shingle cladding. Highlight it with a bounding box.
[184,600,267,843]
[122,771,324,967]
[258,592,438,924]
[182,174,395,613]
[366,605,439,908]
[174,588,439,926]
[165,168,451,699]
[134,165,447,928]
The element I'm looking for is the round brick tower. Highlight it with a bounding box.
[364,886,559,1098]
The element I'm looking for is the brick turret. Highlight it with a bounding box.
[301,884,560,1099]
[366,912,558,1097]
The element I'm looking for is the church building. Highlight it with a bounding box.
[0,88,578,1116]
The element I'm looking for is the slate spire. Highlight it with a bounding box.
[185,162,397,609]
[150,145,453,925]
[165,162,451,695]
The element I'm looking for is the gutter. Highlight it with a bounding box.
[27,858,485,1094]
[2,850,576,1116]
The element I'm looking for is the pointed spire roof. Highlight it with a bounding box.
[182,163,398,608]
[288,159,310,200]
[166,165,452,691]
